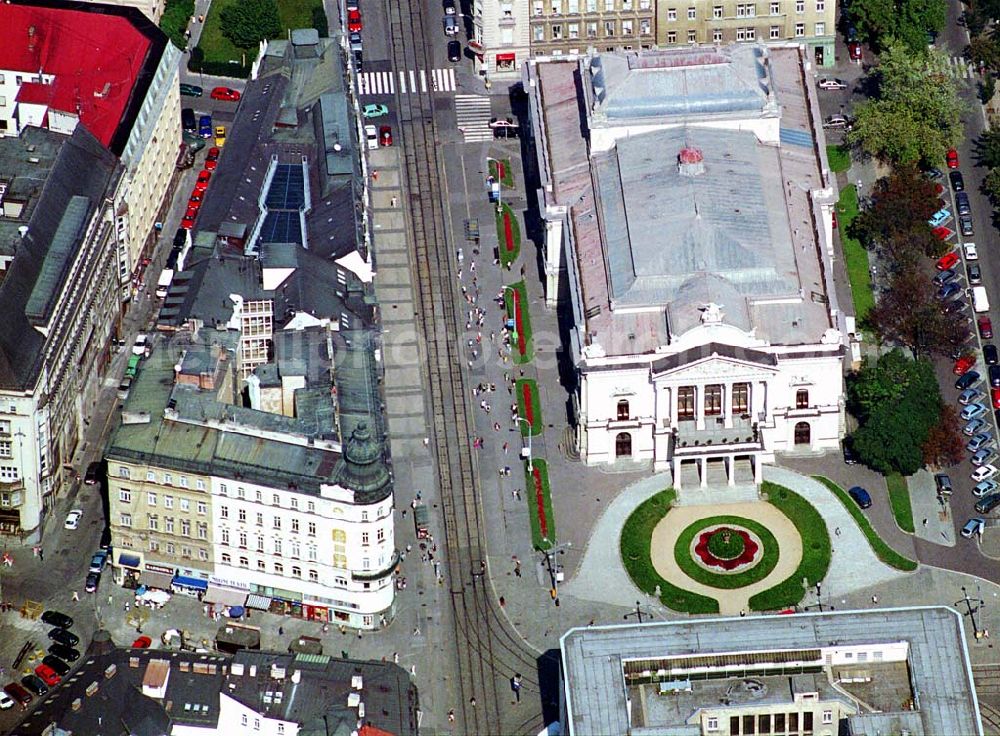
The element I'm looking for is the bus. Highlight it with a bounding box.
[973,286,990,314]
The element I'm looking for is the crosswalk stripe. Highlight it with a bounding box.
[420,69,427,93]
[455,94,493,142]
[357,68,461,96]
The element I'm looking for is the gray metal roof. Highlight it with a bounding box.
[586,46,771,124]
[560,607,982,736]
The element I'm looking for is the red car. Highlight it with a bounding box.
[992,387,1000,409]
[188,190,203,206]
[848,41,862,61]
[379,125,393,146]
[932,226,954,241]
[946,149,959,169]
[980,316,994,339]
[181,207,198,229]
[936,251,960,271]
[33,664,60,687]
[132,635,152,649]
[210,86,241,102]
[954,353,978,375]
[348,8,362,31]
[204,147,220,171]
[196,169,212,188]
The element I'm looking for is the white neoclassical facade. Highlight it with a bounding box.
[526,44,848,488]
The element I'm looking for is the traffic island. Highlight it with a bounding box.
[525,458,556,551]
[504,280,533,363]
[496,202,521,269]
[489,157,515,188]
[516,378,543,436]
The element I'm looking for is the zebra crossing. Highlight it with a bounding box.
[357,68,457,96]
[930,54,978,80]
[454,94,493,142]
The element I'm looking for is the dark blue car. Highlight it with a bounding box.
[198,114,212,139]
[848,486,872,509]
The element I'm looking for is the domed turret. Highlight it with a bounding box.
[336,422,390,496]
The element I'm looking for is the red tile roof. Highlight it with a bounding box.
[0,4,153,146]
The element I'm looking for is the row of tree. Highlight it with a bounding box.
[845,0,947,56]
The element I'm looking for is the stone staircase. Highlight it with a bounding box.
[674,456,761,506]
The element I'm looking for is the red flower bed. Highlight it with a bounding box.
[497,161,506,182]
[694,527,758,570]
[503,211,515,253]
[513,288,526,356]
[521,382,535,427]
[532,467,548,538]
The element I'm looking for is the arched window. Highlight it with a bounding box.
[794,422,811,445]
[615,432,632,458]
[796,389,809,409]
[617,399,630,420]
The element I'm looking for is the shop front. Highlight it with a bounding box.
[204,582,249,609]
[171,574,209,598]
[113,549,143,587]
[302,603,329,622]
[140,562,176,591]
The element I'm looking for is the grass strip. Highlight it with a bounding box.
[836,184,875,321]
[504,280,534,364]
[812,476,918,571]
[826,144,851,173]
[525,458,556,550]
[619,490,720,615]
[489,158,515,188]
[886,473,915,534]
[515,379,543,436]
[496,202,521,268]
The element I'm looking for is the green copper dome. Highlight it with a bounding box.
[337,421,390,495]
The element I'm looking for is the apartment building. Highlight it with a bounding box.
[529,0,657,57]
[0,0,183,303]
[654,0,836,65]
[0,126,122,539]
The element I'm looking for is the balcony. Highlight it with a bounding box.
[351,549,400,582]
[672,418,764,456]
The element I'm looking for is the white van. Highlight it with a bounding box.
[155,269,173,299]
[972,286,990,314]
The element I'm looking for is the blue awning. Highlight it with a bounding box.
[119,553,141,569]
[172,575,208,590]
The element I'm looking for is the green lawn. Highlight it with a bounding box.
[489,158,515,188]
[196,0,325,73]
[496,202,521,269]
[886,473,915,533]
[837,184,875,322]
[827,144,851,173]
[749,483,832,611]
[504,281,534,364]
[524,458,556,550]
[620,490,720,614]
[672,516,780,589]
[813,476,918,571]
[515,379,543,436]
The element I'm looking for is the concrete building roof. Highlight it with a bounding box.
[0,125,119,390]
[560,608,982,736]
[585,46,774,124]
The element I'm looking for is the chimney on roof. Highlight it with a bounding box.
[27,26,37,54]
[678,147,705,177]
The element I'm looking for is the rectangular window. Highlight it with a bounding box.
[640,17,651,33]
[622,19,632,34]
[802,712,813,731]
[736,4,745,16]
[219,483,227,496]
[308,521,316,536]
[789,713,798,731]
[534,25,545,40]
[307,501,315,513]
[274,562,283,574]
[179,498,189,512]
[377,527,385,542]
[290,497,298,510]
[119,466,131,479]
[221,529,230,545]
[240,556,248,568]
[747,3,755,15]
[706,717,719,731]
[639,0,651,7]
[687,6,696,18]
[238,509,246,522]
[199,548,208,561]
[258,559,266,570]
[746,26,755,38]
[604,0,614,9]
[605,19,616,35]
[713,5,723,17]
[165,517,174,533]
[197,501,207,515]
[732,383,750,414]
[147,492,157,507]
[179,477,189,488]
[770,0,779,11]
[678,386,696,420]
[309,569,318,582]
[667,29,677,41]
[795,0,803,10]
[196,478,205,490]
[181,519,191,536]
[256,512,263,526]
[274,539,283,555]
[770,24,781,37]
[714,28,723,40]
[163,473,172,486]
[164,496,174,509]
[149,540,159,552]
[568,0,579,11]
[759,714,772,733]
[743,715,755,734]
[120,513,132,527]
[736,26,746,39]
[730,716,740,733]
[198,523,207,540]
[815,21,825,34]
[291,566,301,578]
[220,505,229,519]
[551,0,561,12]
[667,7,676,20]
[687,28,696,41]
[816,0,824,8]
[119,489,132,503]
[273,517,282,530]
[822,710,833,724]
[291,518,299,533]
[148,515,159,531]
[533,0,543,13]
[146,470,156,482]
[569,22,579,37]
[795,22,804,35]
[705,385,723,416]
[796,389,810,409]
[552,23,563,38]
[222,552,231,564]
[774,713,786,731]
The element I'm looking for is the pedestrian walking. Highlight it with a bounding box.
[71,591,79,601]
[502,442,509,454]
[279,625,284,636]
[448,709,456,723]
[834,527,841,536]
[470,697,477,707]
[108,594,113,605]
[871,595,878,604]
[39,548,44,562]
[499,596,505,608]
[922,518,928,527]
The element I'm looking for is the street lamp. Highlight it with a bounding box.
[516,417,533,471]
[486,157,503,214]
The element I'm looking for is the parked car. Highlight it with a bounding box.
[928,208,951,228]
[960,388,982,405]
[937,251,960,270]
[970,263,983,285]
[0,689,14,710]
[962,402,988,421]
[89,550,108,574]
[951,170,966,192]
[348,8,362,31]
[986,344,998,365]
[47,644,79,662]
[179,83,203,97]
[947,149,960,169]
[933,268,957,287]
[977,491,1000,511]
[132,635,153,649]
[990,364,1000,387]
[842,441,858,465]
[848,486,872,509]
[48,628,79,647]
[962,517,986,538]
[63,509,82,530]
[205,147,220,170]
[214,126,226,147]
[181,107,196,132]
[818,77,848,90]
[181,209,197,230]
[822,114,852,129]
[974,479,998,496]
[443,15,459,34]
[41,610,73,629]
[379,125,393,146]
[973,448,996,466]
[210,86,241,101]
[925,166,944,180]
[84,461,101,485]
[973,464,999,483]
[364,124,378,150]
[955,354,978,376]
[956,191,972,215]
[349,30,362,50]
[41,656,70,677]
[935,473,953,495]
[362,103,388,119]
[933,226,954,241]
[942,298,966,315]
[957,371,981,390]
[19,676,46,697]
[2,682,31,708]
[938,282,962,301]
[960,215,975,237]
[33,664,60,688]
[848,41,863,60]
[980,316,994,339]
[85,572,100,593]
[448,39,462,62]
[992,386,1000,409]
[966,417,988,436]
[969,433,993,452]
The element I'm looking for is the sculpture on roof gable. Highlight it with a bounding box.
[700,303,725,325]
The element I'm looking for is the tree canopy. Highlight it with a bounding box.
[846,350,947,475]
[847,0,946,53]
[846,42,965,166]
[220,0,281,50]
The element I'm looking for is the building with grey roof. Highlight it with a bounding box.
[0,124,123,540]
[10,639,417,736]
[524,45,847,487]
[559,607,982,736]
[105,321,397,629]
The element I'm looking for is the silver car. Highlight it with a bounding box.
[972,448,996,467]
[967,432,992,452]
